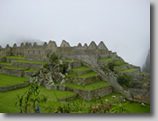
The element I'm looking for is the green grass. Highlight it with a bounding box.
[64,81,111,91]
[121,68,138,72]
[24,70,38,73]
[71,67,92,72]
[68,72,98,78]
[13,60,47,65]
[79,72,99,78]
[0,62,11,66]
[3,66,27,70]
[98,58,115,61]
[5,56,24,59]
[125,102,150,113]
[63,59,79,62]
[0,56,5,58]
[0,86,77,113]
[67,93,150,113]
[0,74,29,87]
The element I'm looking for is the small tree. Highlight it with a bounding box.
[49,52,59,64]
[15,82,48,113]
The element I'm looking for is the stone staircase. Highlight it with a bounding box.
[61,61,113,101]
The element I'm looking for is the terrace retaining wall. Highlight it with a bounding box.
[0,82,30,92]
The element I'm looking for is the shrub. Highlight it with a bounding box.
[117,74,132,88]
[108,62,115,71]
[49,52,59,63]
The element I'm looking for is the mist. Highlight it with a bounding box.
[0,0,150,68]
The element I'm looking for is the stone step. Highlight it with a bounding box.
[120,68,140,77]
[98,57,120,66]
[63,59,81,69]
[11,60,47,70]
[0,66,27,77]
[0,62,11,68]
[71,66,93,75]
[23,70,39,78]
[0,56,24,63]
[68,72,100,86]
[114,64,140,72]
[64,81,113,101]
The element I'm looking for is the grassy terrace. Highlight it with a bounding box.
[121,68,138,72]
[0,86,77,113]
[24,70,39,73]
[63,59,79,62]
[5,56,24,59]
[0,62,11,66]
[68,72,99,78]
[71,67,92,72]
[3,66,27,70]
[98,58,115,61]
[0,74,29,87]
[64,81,111,91]
[13,60,47,65]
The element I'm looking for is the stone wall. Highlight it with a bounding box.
[69,76,101,86]
[0,57,6,62]
[66,85,113,101]
[0,82,30,92]
[11,61,44,70]
[1,68,24,77]
[130,88,150,103]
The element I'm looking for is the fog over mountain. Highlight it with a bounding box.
[142,49,150,73]
[0,0,150,68]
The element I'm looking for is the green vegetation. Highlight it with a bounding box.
[71,66,92,72]
[98,58,115,61]
[63,59,79,62]
[0,74,29,87]
[5,56,24,59]
[3,66,27,70]
[13,60,47,65]
[108,61,128,71]
[0,56,5,58]
[117,74,132,88]
[24,70,39,73]
[0,62,11,66]
[121,68,138,72]
[68,72,99,78]
[79,72,99,78]
[64,81,111,91]
[125,102,150,113]
[0,86,77,113]
[48,52,59,63]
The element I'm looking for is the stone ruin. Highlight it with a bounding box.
[0,40,150,103]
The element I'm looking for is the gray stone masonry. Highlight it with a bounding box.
[11,61,43,70]
[69,76,101,86]
[1,68,25,77]
[0,82,30,92]
[66,85,112,101]
[72,70,92,75]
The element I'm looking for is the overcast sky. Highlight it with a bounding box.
[0,0,150,67]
